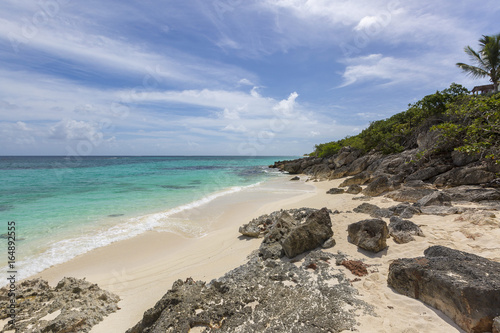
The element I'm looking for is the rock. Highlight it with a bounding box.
[416,191,451,206]
[385,188,436,203]
[451,150,480,167]
[327,188,345,194]
[322,237,336,249]
[347,219,389,253]
[388,203,421,219]
[406,165,452,182]
[353,203,393,219]
[352,196,372,201]
[334,147,361,168]
[419,206,465,216]
[388,246,500,333]
[388,217,424,244]
[290,176,300,181]
[0,277,120,333]
[346,155,373,176]
[346,184,362,194]
[434,166,496,187]
[250,208,334,259]
[493,316,500,333]
[362,175,398,197]
[339,171,372,187]
[353,203,380,216]
[127,251,372,333]
[259,211,296,259]
[443,186,500,202]
[328,166,349,179]
[281,208,334,258]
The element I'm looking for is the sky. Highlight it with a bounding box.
[0,0,499,156]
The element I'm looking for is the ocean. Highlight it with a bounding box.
[0,156,296,280]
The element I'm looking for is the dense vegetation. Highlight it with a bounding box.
[312,83,500,162]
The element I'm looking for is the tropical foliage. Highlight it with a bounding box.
[456,34,500,92]
[432,93,500,161]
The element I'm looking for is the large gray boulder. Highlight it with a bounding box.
[246,208,334,259]
[388,246,500,333]
[347,219,389,253]
[281,208,334,258]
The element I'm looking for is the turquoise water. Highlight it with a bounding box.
[0,156,294,279]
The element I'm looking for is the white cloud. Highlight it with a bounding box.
[222,124,247,133]
[272,92,298,117]
[49,120,104,144]
[238,78,254,86]
[339,53,451,87]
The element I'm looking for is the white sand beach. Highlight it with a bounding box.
[34,176,500,333]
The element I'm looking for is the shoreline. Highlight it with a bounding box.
[33,175,500,333]
[34,175,317,332]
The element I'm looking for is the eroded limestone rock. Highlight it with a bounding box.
[127,251,372,333]
[0,277,120,333]
[388,246,500,333]
[347,219,389,253]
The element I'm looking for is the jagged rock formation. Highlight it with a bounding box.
[388,216,424,244]
[388,246,500,333]
[0,277,120,333]
[239,208,334,259]
[127,251,372,333]
[271,144,500,200]
[347,219,389,253]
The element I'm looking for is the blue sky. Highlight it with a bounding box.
[0,0,499,156]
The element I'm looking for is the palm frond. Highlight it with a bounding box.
[456,63,489,79]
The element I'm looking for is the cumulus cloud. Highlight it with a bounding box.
[272,92,298,117]
[48,120,104,144]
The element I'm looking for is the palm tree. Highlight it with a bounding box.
[457,34,500,93]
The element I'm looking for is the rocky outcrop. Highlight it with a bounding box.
[388,216,424,244]
[327,188,345,194]
[347,219,389,253]
[386,188,436,203]
[339,171,372,187]
[434,166,496,187]
[127,250,372,333]
[240,208,334,259]
[271,143,500,198]
[388,246,500,333]
[443,186,500,202]
[362,175,398,197]
[0,277,120,333]
[346,184,362,194]
[415,191,451,207]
